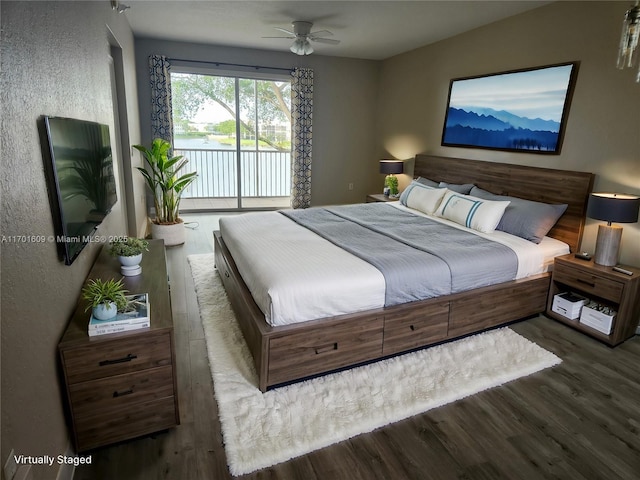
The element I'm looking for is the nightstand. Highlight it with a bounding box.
[366,194,399,203]
[546,254,640,346]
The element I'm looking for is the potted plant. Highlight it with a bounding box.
[133,138,197,246]
[108,237,149,276]
[82,278,128,321]
[385,175,399,197]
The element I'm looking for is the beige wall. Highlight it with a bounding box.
[134,38,381,207]
[0,2,141,478]
[376,1,640,266]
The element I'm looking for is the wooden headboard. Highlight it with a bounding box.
[413,155,594,253]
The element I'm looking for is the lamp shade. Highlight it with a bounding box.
[587,193,640,223]
[379,160,404,175]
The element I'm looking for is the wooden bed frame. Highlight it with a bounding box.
[214,155,594,392]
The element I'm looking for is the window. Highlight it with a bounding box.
[171,70,292,210]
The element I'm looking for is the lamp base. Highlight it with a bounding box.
[594,224,623,266]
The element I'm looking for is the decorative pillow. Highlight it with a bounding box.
[435,190,510,233]
[439,182,474,194]
[415,176,439,187]
[470,187,568,243]
[400,181,446,215]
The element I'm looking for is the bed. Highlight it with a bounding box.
[214,155,594,392]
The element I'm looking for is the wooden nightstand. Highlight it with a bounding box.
[546,254,640,346]
[366,194,399,203]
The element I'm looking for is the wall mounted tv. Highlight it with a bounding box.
[41,116,117,265]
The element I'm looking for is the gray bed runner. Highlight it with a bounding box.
[281,203,518,306]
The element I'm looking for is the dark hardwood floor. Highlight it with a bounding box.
[76,214,640,480]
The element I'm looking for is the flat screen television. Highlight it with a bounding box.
[41,116,117,265]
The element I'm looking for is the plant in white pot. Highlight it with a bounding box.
[82,278,128,321]
[133,138,197,246]
[108,237,149,276]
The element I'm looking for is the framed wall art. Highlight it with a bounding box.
[441,62,578,154]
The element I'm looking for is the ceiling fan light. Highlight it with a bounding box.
[290,38,313,55]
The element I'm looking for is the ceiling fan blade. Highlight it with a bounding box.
[310,37,340,45]
[263,35,296,39]
[274,27,295,36]
[309,30,334,38]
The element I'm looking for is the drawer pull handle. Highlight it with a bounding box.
[99,353,137,366]
[577,278,596,288]
[225,271,230,278]
[113,389,134,398]
[410,325,416,331]
[315,342,338,355]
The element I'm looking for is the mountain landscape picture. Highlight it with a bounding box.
[442,63,576,153]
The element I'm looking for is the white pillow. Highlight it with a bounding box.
[399,181,446,215]
[435,190,510,233]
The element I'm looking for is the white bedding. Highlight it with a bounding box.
[219,204,569,327]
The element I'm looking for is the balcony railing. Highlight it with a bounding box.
[175,148,291,198]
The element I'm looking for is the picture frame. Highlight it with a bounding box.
[441,62,578,154]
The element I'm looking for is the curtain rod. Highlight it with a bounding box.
[166,57,294,73]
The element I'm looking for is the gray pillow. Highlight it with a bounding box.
[439,182,474,194]
[470,187,568,243]
[415,176,439,187]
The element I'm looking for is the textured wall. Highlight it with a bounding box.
[0,2,139,478]
[376,1,640,266]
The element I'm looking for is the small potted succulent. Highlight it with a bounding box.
[109,237,149,276]
[82,278,128,320]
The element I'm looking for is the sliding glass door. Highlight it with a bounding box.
[171,71,291,210]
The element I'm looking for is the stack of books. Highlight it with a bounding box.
[88,293,150,336]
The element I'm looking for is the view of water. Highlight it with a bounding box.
[174,136,234,150]
[173,137,291,198]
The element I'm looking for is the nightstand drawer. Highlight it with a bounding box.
[62,332,173,384]
[74,396,177,451]
[69,366,175,416]
[554,266,624,303]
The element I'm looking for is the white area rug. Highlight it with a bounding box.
[188,253,561,476]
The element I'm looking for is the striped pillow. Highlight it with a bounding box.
[435,190,510,233]
[400,181,446,214]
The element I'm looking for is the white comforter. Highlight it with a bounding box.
[219,204,569,327]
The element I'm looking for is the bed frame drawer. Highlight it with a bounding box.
[448,275,549,337]
[383,301,449,355]
[268,317,384,385]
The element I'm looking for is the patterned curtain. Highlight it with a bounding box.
[290,68,314,209]
[149,55,173,143]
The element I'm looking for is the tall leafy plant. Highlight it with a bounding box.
[133,138,197,225]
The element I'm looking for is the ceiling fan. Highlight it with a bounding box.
[264,21,340,55]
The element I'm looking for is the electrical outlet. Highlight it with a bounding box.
[3,449,18,480]
[348,183,354,191]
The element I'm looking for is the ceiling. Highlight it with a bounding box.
[124,1,551,60]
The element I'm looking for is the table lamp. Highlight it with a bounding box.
[587,192,640,266]
[379,160,403,197]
